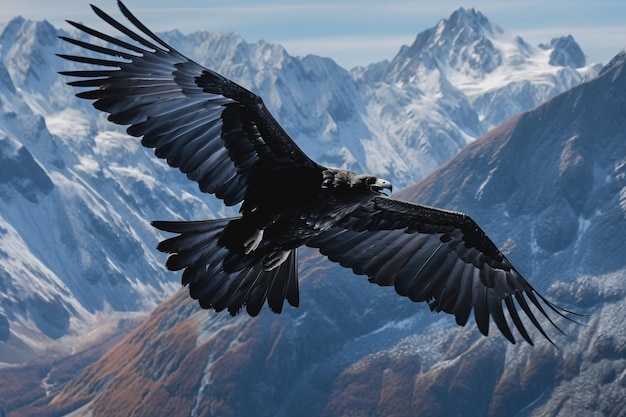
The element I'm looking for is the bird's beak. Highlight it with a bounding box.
[371,178,392,196]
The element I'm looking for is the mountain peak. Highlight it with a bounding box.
[540,35,586,68]
[0,16,63,99]
[386,8,507,83]
[0,16,56,46]
[0,16,26,43]
[442,7,501,37]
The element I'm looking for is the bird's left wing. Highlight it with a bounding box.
[58,1,317,206]
[306,197,574,345]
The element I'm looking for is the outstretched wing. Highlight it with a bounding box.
[307,197,575,345]
[58,1,317,206]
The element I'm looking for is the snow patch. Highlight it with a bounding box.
[369,316,415,336]
[45,107,91,142]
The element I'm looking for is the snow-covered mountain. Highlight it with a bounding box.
[353,8,599,184]
[0,6,601,363]
[0,19,220,362]
[28,47,626,417]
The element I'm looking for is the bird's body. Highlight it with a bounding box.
[59,1,577,344]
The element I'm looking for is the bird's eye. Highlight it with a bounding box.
[366,177,377,185]
[321,178,333,188]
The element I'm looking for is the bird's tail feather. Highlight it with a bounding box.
[152,219,299,315]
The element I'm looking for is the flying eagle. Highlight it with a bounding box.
[59,1,576,345]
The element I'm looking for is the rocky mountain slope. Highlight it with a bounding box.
[23,45,626,417]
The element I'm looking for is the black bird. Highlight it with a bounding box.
[59,1,576,345]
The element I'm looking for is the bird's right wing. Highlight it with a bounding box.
[59,1,318,206]
[307,197,578,345]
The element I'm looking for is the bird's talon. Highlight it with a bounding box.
[264,250,290,271]
[244,229,264,254]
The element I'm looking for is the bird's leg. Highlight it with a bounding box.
[264,249,290,271]
[243,228,264,254]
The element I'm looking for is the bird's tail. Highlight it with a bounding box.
[152,219,299,316]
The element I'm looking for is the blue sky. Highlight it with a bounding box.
[3,0,626,69]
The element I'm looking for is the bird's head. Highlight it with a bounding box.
[321,169,392,196]
[359,175,393,196]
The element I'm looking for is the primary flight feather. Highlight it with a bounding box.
[59,1,576,345]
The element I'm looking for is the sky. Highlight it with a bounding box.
[2,0,626,69]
